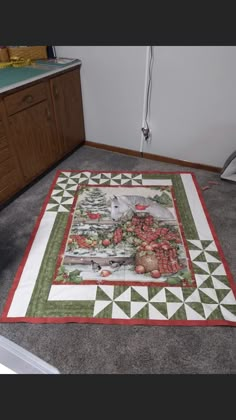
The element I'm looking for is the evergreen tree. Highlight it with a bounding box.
[78,188,111,219]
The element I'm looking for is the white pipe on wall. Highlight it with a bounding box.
[140,46,151,154]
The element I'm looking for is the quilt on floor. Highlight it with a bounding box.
[1,170,236,326]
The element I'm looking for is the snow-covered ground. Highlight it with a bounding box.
[64,263,169,283]
[65,243,135,258]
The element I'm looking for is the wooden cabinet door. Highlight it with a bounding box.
[0,101,24,206]
[8,99,59,183]
[51,68,85,155]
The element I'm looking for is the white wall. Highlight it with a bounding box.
[144,47,236,167]
[55,46,146,151]
[56,46,236,167]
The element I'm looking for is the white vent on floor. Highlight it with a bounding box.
[221,151,236,182]
[0,335,60,374]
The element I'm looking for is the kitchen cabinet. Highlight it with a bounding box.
[51,68,85,155]
[0,63,85,206]
[0,101,24,204]
[6,82,59,183]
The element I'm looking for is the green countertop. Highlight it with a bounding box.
[0,67,49,89]
[0,58,81,93]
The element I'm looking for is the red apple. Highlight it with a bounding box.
[135,265,145,274]
[100,270,111,277]
[102,239,110,246]
[151,270,161,278]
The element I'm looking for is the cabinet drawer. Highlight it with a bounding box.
[4,82,48,116]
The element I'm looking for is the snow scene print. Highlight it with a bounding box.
[54,186,193,286]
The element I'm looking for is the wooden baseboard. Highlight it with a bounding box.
[85,141,140,157]
[142,152,221,173]
[85,141,221,173]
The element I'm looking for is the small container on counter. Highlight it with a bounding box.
[0,47,10,62]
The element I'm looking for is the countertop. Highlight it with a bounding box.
[0,58,82,94]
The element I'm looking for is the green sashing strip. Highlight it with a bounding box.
[26,213,69,317]
[171,175,199,240]
[33,301,95,318]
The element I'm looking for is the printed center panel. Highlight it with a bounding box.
[53,185,194,287]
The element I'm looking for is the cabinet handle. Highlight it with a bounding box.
[23,94,33,104]
[53,85,59,98]
[46,107,51,120]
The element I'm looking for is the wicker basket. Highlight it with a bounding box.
[7,46,47,61]
[0,47,10,62]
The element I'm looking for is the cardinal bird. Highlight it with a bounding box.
[91,260,102,272]
[87,212,101,220]
[135,204,149,210]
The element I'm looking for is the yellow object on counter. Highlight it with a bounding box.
[11,57,32,67]
[0,57,32,69]
[0,62,12,68]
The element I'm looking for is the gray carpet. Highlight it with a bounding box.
[0,146,235,374]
